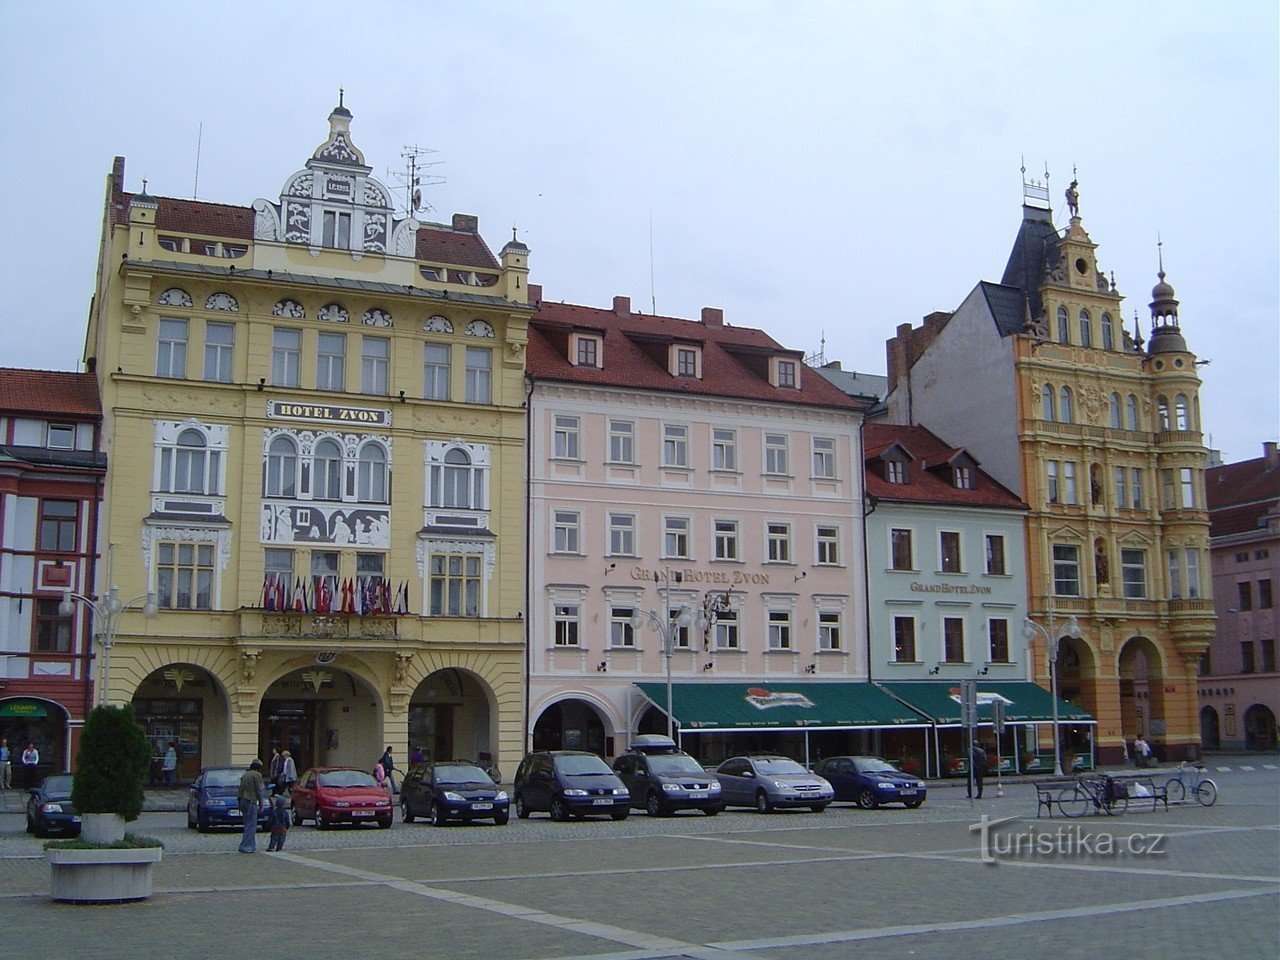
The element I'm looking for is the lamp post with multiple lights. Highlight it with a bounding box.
[60,586,157,706]
[1021,613,1083,777]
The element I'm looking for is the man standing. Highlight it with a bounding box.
[237,759,266,853]
[277,750,297,795]
[968,742,988,799]
[0,737,10,790]
[162,742,178,787]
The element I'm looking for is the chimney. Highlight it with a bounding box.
[451,213,479,232]
[1265,441,1279,469]
[528,283,542,305]
[822,360,843,371]
[923,310,951,331]
[701,307,724,326]
[613,296,631,318]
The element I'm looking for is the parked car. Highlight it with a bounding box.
[400,761,510,826]
[612,735,722,816]
[814,756,926,809]
[187,766,271,832]
[714,755,834,813]
[290,766,393,829]
[513,750,630,821]
[26,773,81,837]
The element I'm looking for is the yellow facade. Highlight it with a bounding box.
[80,104,531,780]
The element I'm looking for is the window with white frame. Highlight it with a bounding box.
[46,423,76,450]
[361,336,389,395]
[664,516,690,559]
[322,210,352,248]
[943,617,966,663]
[988,618,1010,662]
[553,415,581,459]
[608,513,636,556]
[465,347,492,404]
[953,466,972,489]
[940,531,962,573]
[818,610,842,650]
[157,319,188,378]
[712,428,737,471]
[886,460,907,484]
[1125,395,1140,431]
[1121,548,1147,599]
[812,437,836,479]
[663,423,689,467]
[775,359,797,388]
[893,616,917,662]
[675,346,698,377]
[766,522,791,563]
[1131,468,1144,509]
[272,328,302,387]
[1179,468,1195,509]
[356,443,388,503]
[553,510,580,554]
[356,552,384,598]
[423,343,451,400]
[816,525,840,565]
[1047,461,1060,503]
[1183,548,1202,599]
[429,554,481,616]
[714,519,739,561]
[203,321,234,383]
[1157,397,1171,431]
[1114,466,1130,508]
[1063,461,1077,504]
[609,606,636,647]
[669,608,692,648]
[714,608,739,649]
[265,548,294,590]
[160,427,221,495]
[312,438,343,500]
[764,433,789,475]
[890,528,913,571]
[265,435,299,498]
[428,446,487,510]
[984,534,1006,575]
[1053,544,1081,596]
[554,604,581,646]
[156,542,214,610]
[316,332,346,391]
[1175,394,1191,431]
[608,419,634,464]
[767,610,793,650]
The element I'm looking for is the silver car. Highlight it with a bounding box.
[715,755,834,813]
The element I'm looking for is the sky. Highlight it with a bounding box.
[1,2,1275,463]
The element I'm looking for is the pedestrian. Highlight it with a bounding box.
[266,794,290,851]
[0,737,11,790]
[968,741,988,799]
[374,760,391,798]
[409,745,425,766]
[237,759,267,853]
[1134,734,1152,768]
[277,749,297,795]
[268,747,282,790]
[379,746,396,793]
[163,741,178,787]
[20,742,39,789]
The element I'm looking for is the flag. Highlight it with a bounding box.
[293,577,304,612]
[317,577,331,614]
[263,574,275,611]
[275,576,286,612]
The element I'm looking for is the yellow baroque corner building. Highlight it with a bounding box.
[81,100,531,782]
[885,179,1215,765]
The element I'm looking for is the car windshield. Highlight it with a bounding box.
[434,764,492,786]
[204,769,242,788]
[853,759,899,774]
[647,755,707,776]
[754,759,807,775]
[318,770,378,788]
[44,775,74,794]
[554,755,613,776]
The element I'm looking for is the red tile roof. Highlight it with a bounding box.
[526,298,864,411]
[415,226,500,270]
[0,369,101,418]
[864,423,1024,509]
[1207,450,1280,538]
[113,193,255,239]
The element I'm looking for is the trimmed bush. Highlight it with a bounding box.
[71,704,151,822]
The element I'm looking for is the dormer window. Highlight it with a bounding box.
[673,346,701,378]
[953,466,972,489]
[887,460,907,484]
[573,334,601,368]
[322,211,352,248]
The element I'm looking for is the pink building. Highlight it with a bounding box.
[525,290,875,764]
[1200,441,1279,751]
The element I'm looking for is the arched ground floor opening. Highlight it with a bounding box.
[0,697,71,786]
[258,664,383,774]
[1200,705,1221,751]
[1244,703,1278,751]
[408,668,498,773]
[533,698,613,757]
[131,665,232,784]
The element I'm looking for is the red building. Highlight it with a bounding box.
[0,369,105,781]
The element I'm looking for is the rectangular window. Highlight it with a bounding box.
[47,423,76,449]
[316,332,346,391]
[1261,638,1276,673]
[818,611,842,651]
[776,359,797,388]
[767,610,792,650]
[1240,641,1255,674]
[1114,466,1129,508]
[1260,579,1273,609]
[553,604,580,646]
[608,513,636,556]
[1185,550,1202,599]
[1131,468,1143,510]
[423,343,451,400]
[429,554,481,617]
[1167,549,1184,600]
[38,500,78,552]
[890,528,914,571]
[311,551,339,599]
[714,519,739,561]
[552,510,580,554]
[361,336,389,395]
[608,420,634,464]
[812,437,836,479]
[714,609,739,649]
[712,428,737,471]
[322,210,352,247]
[609,607,636,647]
[34,599,73,653]
[1047,461,1060,504]
[988,619,1010,663]
[953,466,972,489]
[1053,544,1081,596]
[157,319,188,378]
[355,553,385,607]
[764,433,789,475]
[553,415,581,459]
[767,522,791,563]
[157,542,214,610]
[1179,468,1195,509]
[272,328,302,387]
[893,616,916,662]
[1238,581,1252,611]
[676,347,698,377]
[203,321,234,383]
[943,617,965,663]
[940,531,962,573]
[1121,549,1147,599]
[816,525,840,565]
[663,516,690,558]
[1063,461,1077,505]
[886,460,906,484]
[663,424,689,467]
[465,347,492,404]
[984,535,1006,575]
[576,337,599,367]
[265,548,294,586]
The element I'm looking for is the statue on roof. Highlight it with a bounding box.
[1065,180,1080,219]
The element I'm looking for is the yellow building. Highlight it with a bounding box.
[80,99,531,782]
[885,178,1214,765]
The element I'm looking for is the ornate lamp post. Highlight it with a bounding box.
[60,586,158,706]
[1021,614,1083,776]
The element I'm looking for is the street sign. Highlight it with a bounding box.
[959,680,978,728]
[992,698,1006,736]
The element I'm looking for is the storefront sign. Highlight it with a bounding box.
[745,687,815,711]
[0,699,48,718]
[267,400,390,426]
[910,582,992,595]
[631,566,769,586]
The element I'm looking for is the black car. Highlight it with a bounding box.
[513,750,630,821]
[814,756,926,809]
[400,761,510,826]
[612,735,723,816]
[26,773,81,837]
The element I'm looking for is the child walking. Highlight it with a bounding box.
[266,794,290,851]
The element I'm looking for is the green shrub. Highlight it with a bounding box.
[71,704,151,821]
[45,834,164,851]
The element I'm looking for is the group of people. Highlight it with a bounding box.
[0,738,42,789]
[266,747,298,795]
[235,759,290,853]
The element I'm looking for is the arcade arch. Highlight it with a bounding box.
[532,695,616,757]
[1118,635,1167,756]
[131,663,232,782]
[258,663,383,772]
[409,668,497,769]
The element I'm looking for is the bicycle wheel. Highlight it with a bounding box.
[1105,795,1128,816]
[1194,779,1218,806]
[1057,785,1089,818]
[1165,778,1185,804]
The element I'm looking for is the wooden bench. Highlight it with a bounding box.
[1034,778,1078,817]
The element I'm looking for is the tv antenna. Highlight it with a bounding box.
[388,145,445,219]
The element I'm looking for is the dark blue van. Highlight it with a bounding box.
[513,750,630,821]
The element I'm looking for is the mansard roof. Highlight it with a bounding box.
[863,423,1024,510]
[1000,204,1062,325]
[0,368,102,418]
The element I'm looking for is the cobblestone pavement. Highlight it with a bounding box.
[1,767,1275,960]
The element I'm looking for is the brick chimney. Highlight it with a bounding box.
[613,296,631,318]
[1265,440,1279,469]
[701,307,724,326]
[528,283,542,305]
[452,213,479,232]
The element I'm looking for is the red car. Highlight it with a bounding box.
[291,766,393,829]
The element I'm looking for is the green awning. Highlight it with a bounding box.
[635,681,930,733]
[878,681,1094,726]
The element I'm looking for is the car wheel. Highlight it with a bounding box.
[291,804,304,826]
[810,803,828,813]
[857,788,879,810]
[401,800,415,823]
[704,804,721,817]
[429,802,448,827]
[646,791,669,817]
[610,808,630,821]
[549,797,569,822]
[197,811,212,833]
[187,806,196,830]
[755,790,773,814]
[905,799,924,809]
[515,793,530,819]
[316,813,329,830]
[377,817,392,829]
[493,810,510,826]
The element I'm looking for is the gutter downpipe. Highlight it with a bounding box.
[523,374,536,756]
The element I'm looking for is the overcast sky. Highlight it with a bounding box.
[2,2,1275,462]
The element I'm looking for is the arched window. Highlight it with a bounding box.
[1101,313,1114,350]
[313,439,343,500]
[1078,309,1092,348]
[266,436,298,498]
[1175,394,1190,431]
[1059,386,1074,423]
[1042,384,1056,422]
[1157,396,1171,431]
[1109,392,1122,429]
[1056,307,1070,345]
[167,428,218,494]
[1126,395,1140,431]
[356,443,388,503]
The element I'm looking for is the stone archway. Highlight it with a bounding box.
[409,669,497,769]
[1200,706,1221,751]
[1243,704,1277,751]
[0,697,70,787]
[533,697,611,756]
[1118,636,1167,759]
[258,664,383,773]
[131,664,232,782]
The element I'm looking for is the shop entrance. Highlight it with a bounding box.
[260,701,317,771]
[408,704,454,763]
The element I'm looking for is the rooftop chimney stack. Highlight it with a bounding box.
[613,296,631,318]
[701,307,724,326]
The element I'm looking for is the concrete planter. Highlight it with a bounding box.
[80,813,127,845]
[46,846,163,903]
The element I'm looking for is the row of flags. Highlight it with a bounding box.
[260,574,410,615]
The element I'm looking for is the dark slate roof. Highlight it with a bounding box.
[978,281,1028,338]
[863,423,1025,510]
[1000,205,1061,324]
[1206,450,1280,538]
[0,369,102,418]
[812,363,888,402]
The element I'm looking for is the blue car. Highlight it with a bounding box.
[27,774,81,837]
[187,766,270,832]
[815,756,926,809]
[400,761,510,826]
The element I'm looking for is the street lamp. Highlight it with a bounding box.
[60,586,158,706]
[1021,614,1083,776]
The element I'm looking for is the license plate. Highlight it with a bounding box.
[901,789,917,795]
[71,816,82,823]
[592,798,613,805]
[471,802,493,810]
[351,811,373,818]
[229,809,242,817]
[688,792,707,799]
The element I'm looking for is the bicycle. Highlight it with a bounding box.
[1164,762,1218,806]
[1056,774,1129,818]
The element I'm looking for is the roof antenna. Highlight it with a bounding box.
[649,208,657,315]
[193,122,203,199]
